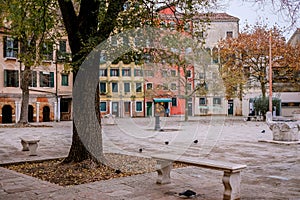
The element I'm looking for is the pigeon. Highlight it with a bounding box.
[261,130,265,133]
[165,141,169,145]
[115,169,121,174]
[139,148,143,153]
[179,189,196,198]
[193,140,198,144]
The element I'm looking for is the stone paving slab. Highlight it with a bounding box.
[0,117,299,199]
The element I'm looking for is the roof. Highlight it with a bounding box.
[193,13,239,22]
[288,28,300,45]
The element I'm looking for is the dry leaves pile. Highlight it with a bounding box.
[4,154,187,186]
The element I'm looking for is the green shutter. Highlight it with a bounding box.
[3,36,7,58]
[4,70,7,86]
[50,72,54,87]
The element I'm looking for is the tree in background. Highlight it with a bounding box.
[219,23,292,99]
[0,0,60,124]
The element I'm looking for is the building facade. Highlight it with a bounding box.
[0,30,73,123]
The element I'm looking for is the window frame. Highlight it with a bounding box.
[100,102,107,112]
[112,82,118,92]
[4,69,19,87]
[61,73,69,86]
[135,101,143,112]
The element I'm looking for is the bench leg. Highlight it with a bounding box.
[155,160,172,184]
[21,140,29,151]
[28,143,38,156]
[222,171,241,200]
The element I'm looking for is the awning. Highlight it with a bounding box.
[153,98,172,103]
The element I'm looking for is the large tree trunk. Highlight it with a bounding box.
[58,0,126,163]
[18,66,31,124]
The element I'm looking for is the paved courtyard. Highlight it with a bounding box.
[0,116,299,199]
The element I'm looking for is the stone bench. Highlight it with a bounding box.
[20,138,40,156]
[152,154,247,200]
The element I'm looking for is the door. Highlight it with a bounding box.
[112,102,119,117]
[146,102,152,117]
[28,105,34,122]
[228,100,234,115]
[188,103,193,116]
[43,106,50,122]
[124,102,130,117]
[2,105,12,123]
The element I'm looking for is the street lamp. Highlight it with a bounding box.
[269,32,272,113]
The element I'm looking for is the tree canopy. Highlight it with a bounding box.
[218,23,298,99]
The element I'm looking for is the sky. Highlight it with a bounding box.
[219,0,297,40]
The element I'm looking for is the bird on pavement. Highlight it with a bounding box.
[115,169,121,174]
[165,141,169,145]
[193,140,198,144]
[261,130,265,133]
[139,148,143,153]
[179,189,196,198]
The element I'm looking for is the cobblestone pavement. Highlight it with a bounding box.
[0,116,299,200]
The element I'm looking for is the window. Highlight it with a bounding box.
[136,101,142,112]
[41,41,53,60]
[136,82,142,92]
[111,37,118,47]
[199,72,205,79]
[162,83,168,90]
[170,83,176,90]
[213,97,222,105]
[122,68,131,76]
[172,97,177,106]
[110,68,119,76]
[3,37,18,58]
[171,70,176,77]
[29,71,37,87]
[146,83,153,90]
[100,102,107,112]
[112,82,118,92]
[61,74,69,86]
[212,47,219,64]
[199,97,206,105]
[145,70,154,77]
[100,52,106,63]
[40,72,54,87]
[4,70,19,87]
[99,69,107,76]
[124,82,130,93]
[226,31,233,38]
[57,40,67,61]
[187,83,192,90]
[100,82,106,93]
[162,70,168,77]
[134,69,143,76]
[186,70,192,78]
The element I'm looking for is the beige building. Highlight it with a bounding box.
[0,30,72,123]
[193,13,240,116]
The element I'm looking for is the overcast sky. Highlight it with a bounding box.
[219,0,296,40]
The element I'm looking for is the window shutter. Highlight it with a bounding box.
[13,38,18,57]
[15,71,19,87]
[50,72,54,87]
[4,70,7,86]
[3,36,7,58]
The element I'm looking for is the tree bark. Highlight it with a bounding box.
[18,66,31,124]
[58,0,126,164]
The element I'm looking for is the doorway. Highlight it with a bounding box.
[188,103,193,116]
[146,102,152,117]
[228,100,234,115]
[28,105,34,122]
[112,102,119,117]
[43,106,50,122]
[2,105,12,123]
